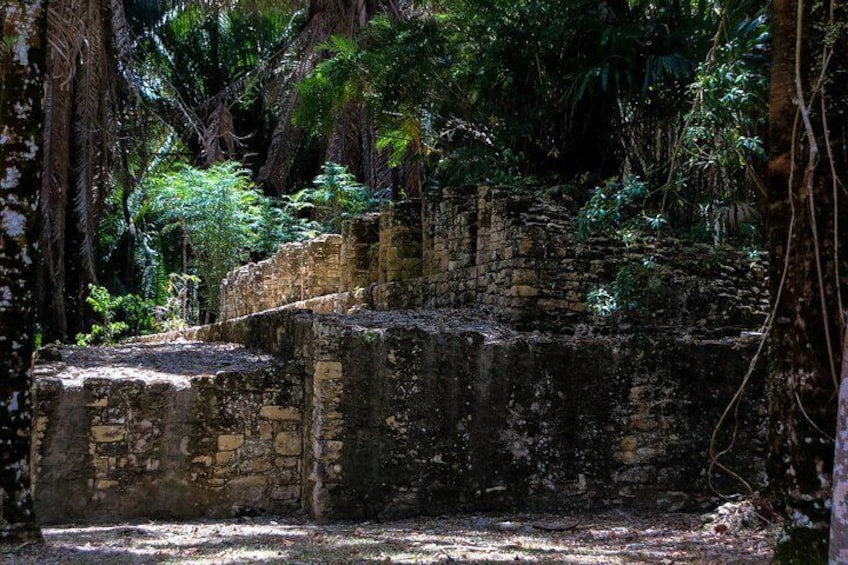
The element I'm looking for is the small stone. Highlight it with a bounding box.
[259,406,301,421]
[90,425,126,443]
[510,285,538,298]
[618,450,637,464]
[192,455,213,467]
[95,479,119,490]
[216,451,236,465]
[258,422,274,440]
[620,436,638,451]
[218,434,245,451]
[275,432,302,456]
[313,361,343,382]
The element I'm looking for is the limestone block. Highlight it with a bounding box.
[93,456,110,476]
[192,455,213,466]
[322,440,343,461]
[90,425,126,443]
[275,431,302,455]
[216,451,236,465]
[218,434,245,451]
[620,436,638,451]
[95,479,119,490]
[629,414,658,432]
[564,301,585,313]
[509,285,539,298]
[258,422,274,440]
[617,450,638,464]
[259,406,301,421]
[314,361,343,383]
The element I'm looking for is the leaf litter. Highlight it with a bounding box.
[2,508,776,564]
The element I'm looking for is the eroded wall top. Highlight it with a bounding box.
[218,186,768,333]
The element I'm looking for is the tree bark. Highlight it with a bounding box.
[766,0,847,561]
[0,0,46,542]
[257,0,396,194]
[830,323,848,563]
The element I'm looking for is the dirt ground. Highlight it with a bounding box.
[2,509,775,564]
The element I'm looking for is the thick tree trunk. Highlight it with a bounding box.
[258,0,396,194]
[830,324,848,562]
[0,0,45,542]
[766,0,847,561]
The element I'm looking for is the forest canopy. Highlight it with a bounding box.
[36,0,769,341]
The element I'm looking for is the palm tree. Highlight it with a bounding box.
[39,0,133,340]
[257,0,401,194]
[0,0,46,541]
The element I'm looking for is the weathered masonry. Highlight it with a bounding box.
[219,185,768,332]
[33,343,304,523]
[33,313,766,523]
[32,186,769,523]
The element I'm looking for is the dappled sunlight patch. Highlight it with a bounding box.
[5,511,775,564]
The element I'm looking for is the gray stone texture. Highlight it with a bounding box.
[34,186,770,523]
[218,186,768,333]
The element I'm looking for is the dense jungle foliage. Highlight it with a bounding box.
[35,0,769,340]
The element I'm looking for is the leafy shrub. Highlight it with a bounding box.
[150,163,262,310]
[255,197,322,257]
[587,260,669,321]
[578,175,666,239]
[147,161,310,318]
[292,162,387,233]
[154,273,201,332]
[76,285,158,346]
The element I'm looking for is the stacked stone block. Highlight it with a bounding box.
[217,186,768,331]
[219,235,342,320]
[144,309,766,520]
[32,347,304,523]
[190,369,304,514]
[340,213,380,291]
[372,200,424,309]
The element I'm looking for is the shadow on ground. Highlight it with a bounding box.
[2,511,774,564]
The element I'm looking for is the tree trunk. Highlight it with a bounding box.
[0,0,46,542]
[257,0,395,194]
[830,324,848,562]
[40,0,123,341]
[766,0,847,561]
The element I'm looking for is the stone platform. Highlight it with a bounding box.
[34,309,767,523]
[33,342,304,523]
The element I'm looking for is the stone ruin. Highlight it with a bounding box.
[32,185,770,523]
[218,185,767,332]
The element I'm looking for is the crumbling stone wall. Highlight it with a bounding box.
[136,308,766,521]
[33,343,304,523]
[415,186,768,331]
[217,186,767,332]
[35,185,770,524]
[340,213,380,291]
[317,315,765,519]
[219,234,342,320]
